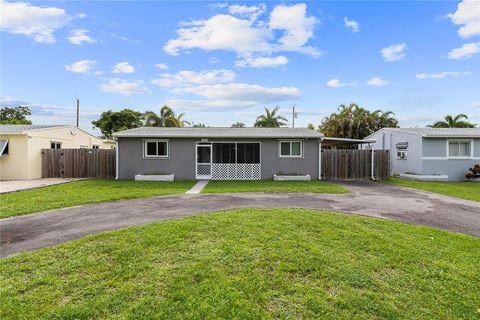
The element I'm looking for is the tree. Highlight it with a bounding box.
[192,122,207,127]
[92,109,144,139]
[0,106,32,124]
[319,103,398,139]
[231,122,245,128]
[254,107,288,128]
[144,105,189,127]
[428,114,476,128]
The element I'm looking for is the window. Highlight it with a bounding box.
[396,149,407,159]
[0,139,8,157]
[144,140,168,158]
[211,143,260,164]
[50,142,62,149]
[92,145,100,149]
[448,140,471,158]
[279,141,302,157]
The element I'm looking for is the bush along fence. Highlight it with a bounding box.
[41,149,116,179]
[321,149,390,180]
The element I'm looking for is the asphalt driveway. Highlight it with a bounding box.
[1,181,479,257]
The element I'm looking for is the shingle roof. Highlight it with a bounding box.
[0,124,69,134]
[113,127,324,139]
[365,127,480,138]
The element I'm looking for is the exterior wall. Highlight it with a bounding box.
[117,137,321,180]
[421,137,480,181]
[364,129,423,176]
[0,134,29,180]
[0,127,111,180]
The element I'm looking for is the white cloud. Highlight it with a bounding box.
[415,71,471,79]
[68,29,96,45]
[235,55,288,68]
[228,3,266,21]
[163,3,320,62]
[466,101,480,109]
[366,77,390,86]
[112,62,135,74]
[447,42,480,59]
[165,83,301,110]
[446,0,480,38]
[76,13,86,19]
[152,69,236,87]
[269,3,319,56]
[64,60,96,73]
[154,63,169,70]
[100,78,150,96]
[344,17,359,32]
[326,78,348,88]
[0,0,72,43]
[176,83,301,101]
[380,43,406,62]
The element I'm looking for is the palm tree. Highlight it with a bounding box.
[144,105,189,127]
[254,107,288,128]
[428,114,476,128]
[231,122,245,128]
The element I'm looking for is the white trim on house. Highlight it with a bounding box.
[278,140,303,158]
[446,139,474,159]
[142,139,170,159]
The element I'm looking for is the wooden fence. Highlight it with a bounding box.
[321,149,390,180]
[41,149,116,179]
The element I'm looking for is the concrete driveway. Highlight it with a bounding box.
[1,181,479,257]
[0,178,81,194]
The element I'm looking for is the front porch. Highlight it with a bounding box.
[196,142,261,180]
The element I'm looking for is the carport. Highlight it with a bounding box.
[319,137,389,180]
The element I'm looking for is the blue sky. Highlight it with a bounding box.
[1,0,479,134]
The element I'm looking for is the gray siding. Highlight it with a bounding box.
[421,159,478,181]
[117,137,320,180]
[422,138,446,157]
[365,130,423,175]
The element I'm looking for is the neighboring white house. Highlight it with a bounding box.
[363,128,480,181]
[0,125,115,180]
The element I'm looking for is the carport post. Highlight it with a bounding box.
[318,141,322,180]
[369,143,376,181]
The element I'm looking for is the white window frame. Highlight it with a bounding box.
[278,140,303,158]
[446,139,473,159]
[0,139,9,156]
[50,141,62,149]
[143,139,169,159]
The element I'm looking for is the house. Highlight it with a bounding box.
[113,127,325,180]
[0,125,114,180]
[363,128,480,181]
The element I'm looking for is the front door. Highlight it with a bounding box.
[196,144,212,179]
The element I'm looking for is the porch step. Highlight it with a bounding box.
[186,180,209,194]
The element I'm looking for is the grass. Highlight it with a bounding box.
[0,179,196,219]
[202,180,349,194]
[1,208,479,319]
[389,177,480,202]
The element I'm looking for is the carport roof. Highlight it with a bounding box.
[113,127,324,139]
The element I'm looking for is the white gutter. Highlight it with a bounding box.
[369,143,376,181]
[115,140,119,180]
[318,141,322,180]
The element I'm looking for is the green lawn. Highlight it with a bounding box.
[202,180,348,194]
[1,209,478,319]
[389,177,480,202]
[0,179,196,219]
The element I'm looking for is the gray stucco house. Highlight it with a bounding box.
[364,128,480,181]
[113,127,324,180]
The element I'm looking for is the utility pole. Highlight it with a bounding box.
[76,98,80,127]
[292,105,297,128]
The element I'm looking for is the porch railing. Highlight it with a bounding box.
[211,163,261,180]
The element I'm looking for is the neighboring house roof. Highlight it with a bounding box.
[0,124,69,134]
[113,127,324,139]
[0,124,108,142]
[364,127,480,139]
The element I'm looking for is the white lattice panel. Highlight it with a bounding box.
[196,164,211,176]
[211,164,261,180]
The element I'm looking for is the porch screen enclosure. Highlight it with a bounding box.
[196,142,261,179]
